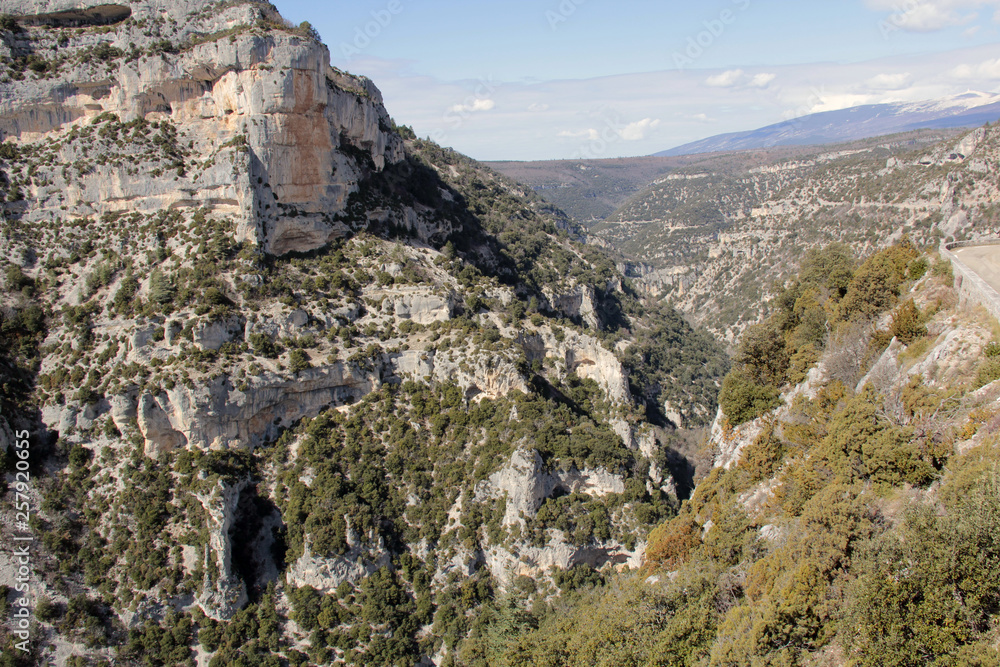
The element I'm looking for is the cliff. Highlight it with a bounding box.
[0,1,727,663]
[0,0,404,256]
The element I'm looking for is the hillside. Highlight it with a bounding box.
[0,1,729,664]
[5,2,1000,666]
[593,126,1000,341]
[487,130,963,227]
[466,242,1000,665]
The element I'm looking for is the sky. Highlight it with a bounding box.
[270,0,1000,161]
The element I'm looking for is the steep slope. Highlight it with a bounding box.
[0,2,728,664]
[475,243,1000,666]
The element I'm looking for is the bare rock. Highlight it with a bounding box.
[286,519,391,593]
[120,360,378,452]
[195,479,249,621]
[709,407,766,470]
[137,393,188,457]
[392,291,453,325]
[193,314,245,351]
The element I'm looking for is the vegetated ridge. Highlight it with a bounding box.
[483,135,960,226]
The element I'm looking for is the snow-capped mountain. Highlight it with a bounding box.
[656,91,1000,156]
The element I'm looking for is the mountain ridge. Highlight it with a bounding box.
[656,92,1000,157]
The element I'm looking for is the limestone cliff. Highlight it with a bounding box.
[0,0,404,256]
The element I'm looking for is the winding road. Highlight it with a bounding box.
[953,245,1000,295]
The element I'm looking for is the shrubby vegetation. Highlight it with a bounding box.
[622,304,729,427]
[719,242,922,425]
[481,412,1000,666]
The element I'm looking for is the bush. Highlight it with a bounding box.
[838,244,916,322]
[846,471,1000,665]
[288,349,311,374]
[733,321,788,386]
[148,270,175,306]
[974,357,1000,389]
[888,299,926,344]
[907,256,929,280]
[718,367,782,426]
[249,333,279,358]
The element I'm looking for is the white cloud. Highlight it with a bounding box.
[448,98,495,113]
[867,72,913,89]
[705,70,774,89]
[619,118,661,141]
[951,57,1000,78]
[808,93,875,114]
[557,128,600,140]
[750,73,777,88]
[705,69,745,87]
[528,103,549,112]
[867,0,999,32]
[354,42,1000,159]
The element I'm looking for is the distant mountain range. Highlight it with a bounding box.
[656,91,1000,156]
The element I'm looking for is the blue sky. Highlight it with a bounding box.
[272,0,1000,160]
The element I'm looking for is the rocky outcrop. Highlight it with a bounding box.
[112,361,378,452]
[390,290,453,325]
[286,519,392,593]
[0,0,405,257]
[195,478,248,621]
[137,392,188,457]
[483,449,551,527]
[483,535,644,590]
[709,407,766,470]
[390,347,529,401]
[473,448,640,588]
[519,327,631,405]
[193,314,245,351]
[546,284,601,329]
[479,448,626,528]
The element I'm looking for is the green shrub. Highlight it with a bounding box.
[889,299,926,344]
[718,368,782,426]
[288,349,311,374]
[148,270,175,306]
[249,333,279,358]
[974,357,1000,389]
[907,256,929,280]
[845,471,1000,665]
[838,244,916,321]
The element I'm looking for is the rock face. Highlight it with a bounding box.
[286,520,392,593]
[519,327,631,405]
[482,449,625,528]
[119,362,379,451]
[196,478,249,620]
[390,347,530,401]
[391,290,453,325]
[0,1,709,656]
[0,0,404,256]
[474,448,638,588]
